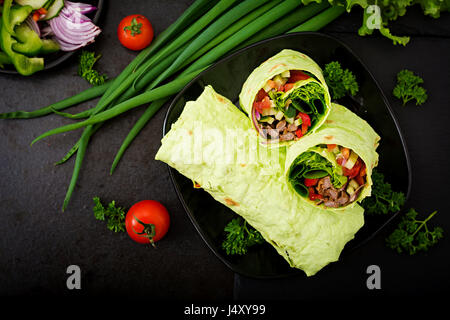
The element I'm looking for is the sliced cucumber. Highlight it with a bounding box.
[349,179,359,190]
[281,70,290,78]
[275,111,284,121]
[260,116,274,124]
[42,0,64,21]
[344,151,359,169]
[15,0,48,10]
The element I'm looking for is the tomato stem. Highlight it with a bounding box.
[132,215,156,247]
[124,17,143,36]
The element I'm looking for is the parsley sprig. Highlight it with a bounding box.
[222,217,264,255]
[361,170,406,215]
[393,69,428,106]
[362,170,443,254]
[93,197,126,232]
[386,209,443,255]
[78,50,108,86]
[323,61,359,100]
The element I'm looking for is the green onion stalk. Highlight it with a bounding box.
[0,1,346,211]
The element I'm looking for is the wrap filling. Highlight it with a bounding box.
[252,70,327,142]
[288,144,367,208]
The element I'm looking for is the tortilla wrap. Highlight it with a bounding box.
[239,49,332,146]
[156,86,364,276]
[285,103,380,210]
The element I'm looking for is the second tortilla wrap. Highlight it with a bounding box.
[239,49,332,146]
[285,103,380,210]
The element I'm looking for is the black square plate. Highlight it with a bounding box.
[162,32,412,279]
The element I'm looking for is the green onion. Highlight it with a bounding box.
[61,124,95,211]
[179,0,281,71]
[1,1,349,211]
[288,6,345,33]
[182,0,303,76]
[110,98,168,174]
[31,68,206,145]
[109,1,283,172]
[237,2,330,49]
[132,0,240,89]
[149,0,272,89]
[132,0,215,71]
[0,81,109,119]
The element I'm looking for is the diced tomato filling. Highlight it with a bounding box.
[287,70,310,83]
[343,158,362,179]
[304,178,318,187]
[255,88,268,102]
[253,96,271,113]
[284,83,295,92]
[308,187,323,201]
[327,144,337,151]
[296,112,311,127]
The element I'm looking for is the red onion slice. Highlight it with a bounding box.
[65,1,98,14]
[48,1,101,52]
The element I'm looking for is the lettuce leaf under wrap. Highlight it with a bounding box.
[155,86,364,276]
[239,49,332,145]
[286,103,381,209]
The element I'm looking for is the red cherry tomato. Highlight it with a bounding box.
[118,14,154,51]
[125,200,170,245]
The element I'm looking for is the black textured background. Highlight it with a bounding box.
[1,0,449,310]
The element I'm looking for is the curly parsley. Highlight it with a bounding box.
[361,170,406,215]
[386,209,443,255]
[78,51,108,86]
[93,197,126,232]
[393,69,428,106]
[323,61,359,100]
[222,217,264,255]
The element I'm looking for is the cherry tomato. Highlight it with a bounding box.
[118,14,154,51]
[125,200,170,245]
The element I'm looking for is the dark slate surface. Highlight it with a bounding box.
[0,0,233,301]
[0,0,449,309]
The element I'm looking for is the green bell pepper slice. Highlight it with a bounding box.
[0,51,12,68]
[2,0,16,36]
[12,22,43,56]
[0,5,44,76]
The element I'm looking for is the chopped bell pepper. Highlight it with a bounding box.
[304,178,318,187]
[0,50,11,67]
[2,0,16,35]
[0,5,44,76]
[12,22,43,56]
